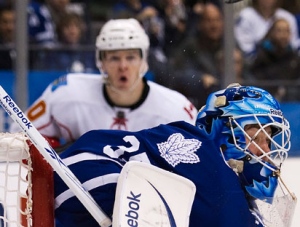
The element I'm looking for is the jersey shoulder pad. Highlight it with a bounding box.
[50,73,102,92]
[51,75,68,92]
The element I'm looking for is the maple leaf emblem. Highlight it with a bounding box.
[157,133,201,167]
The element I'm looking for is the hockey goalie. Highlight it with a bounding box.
[54,84,297,227]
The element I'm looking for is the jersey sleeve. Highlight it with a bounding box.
[9,76,67,137]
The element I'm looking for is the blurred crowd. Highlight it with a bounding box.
[1,0,300,108]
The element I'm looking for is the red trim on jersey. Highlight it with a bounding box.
[111,117,128,130]
[184,103,195,120]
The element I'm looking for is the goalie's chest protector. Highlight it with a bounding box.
[66,121,260,227]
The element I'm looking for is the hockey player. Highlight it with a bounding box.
[10,18,197,149]
[54,84,293,227]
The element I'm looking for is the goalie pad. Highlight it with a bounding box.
[113,161,196,227]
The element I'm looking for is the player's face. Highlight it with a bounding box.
[244,124,272,160]
[102,49,143,90]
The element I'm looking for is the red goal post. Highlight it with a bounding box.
[0,132,54,227]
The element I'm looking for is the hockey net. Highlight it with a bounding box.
[0,132,54,227]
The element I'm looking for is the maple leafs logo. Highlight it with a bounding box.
[157,133,201,167]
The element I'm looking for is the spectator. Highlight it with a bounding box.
[282,0,300,41]
[0,3,15,69]
[112,0,160,25]
[147,0,190,86]
[249,18,300,102]
[28,0,56,45]
[168,3,224,108]
[156,0,188,58]
[185,0,222,37]
[44,0,89,41]
[234,0,299,59]
[32,12,97,73]
[0,1,56,70]
[216,47,249,85]
[10,18,197,151]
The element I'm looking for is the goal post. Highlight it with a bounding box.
[0,132,54,227]
[28,141,54,227]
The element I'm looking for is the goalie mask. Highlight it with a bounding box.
[196,83,291,203]
[95,18,150,78]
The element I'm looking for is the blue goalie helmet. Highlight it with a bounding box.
[196,83,291,202]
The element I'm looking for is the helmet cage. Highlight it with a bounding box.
[228,113,291,171]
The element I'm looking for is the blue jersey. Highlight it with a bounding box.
[54,121,262,227]
[28,1,55,44]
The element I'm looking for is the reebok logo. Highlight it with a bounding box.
[270,108,283,116]
[1,95,32,130]
[125,191,141,226]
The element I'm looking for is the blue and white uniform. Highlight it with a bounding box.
[234,6,299,55]
[28,1,55,44]
[54,121,262,227]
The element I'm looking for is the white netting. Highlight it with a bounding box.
[0,133,30,162]
[0,132,32,227]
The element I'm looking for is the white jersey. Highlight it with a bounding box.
[234,7,299,54]
[11,73,197,142]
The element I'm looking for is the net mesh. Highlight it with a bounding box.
[0,132,32,227]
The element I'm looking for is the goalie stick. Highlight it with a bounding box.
[0,86,112,227]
